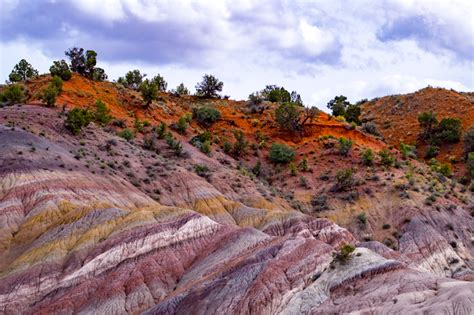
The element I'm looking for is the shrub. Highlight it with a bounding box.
[1,84,26,105]
[338,138,353,156]
[468,152,474,178]
[140,79,158,106]
[9,59,38,82]
[333,244,355,264]
[345,104,361,124]
[434,118,462,144]
[190,131,213,154]
[424,145,439,159]
[378,149,395,167]
[233,130,248,156]
[166,135,185,156]
[400,143,416,159]
[94,100,112,126]
[51,75,63,92]
[195,74,223,98]
[252,160,262,176]
[262,85,291,103]
[143,135,156,151]
[65,47,107,80]
[39,85,59,107]
[357,213,367,224]
[192,107,221,127]
[194,164,210,177]
[118,128,134,141]
[335,168,354,191]
[49,60,72,81]
[174,116,189,134]
[438,163,452,177]
[382,223,391,229]
[298,157,310,172]
[311,194,329,211]
[289,162,297,176]
[362,148,374,166]
[65,108,93,135]
[418,111,438,141]
[275,102,302,131]
[155,122,167,139]
[223,141,232,154]
[361,122,380,136]
[269,143,295,163]
[464,126,474,155]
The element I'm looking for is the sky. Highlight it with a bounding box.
[0,0,473,110]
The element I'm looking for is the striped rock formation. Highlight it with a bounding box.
[1,104,473,314]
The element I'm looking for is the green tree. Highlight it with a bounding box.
[262,85,291,103]
[51,75,63,92]
[151,74,167,91]
[140,79,158,106]
[9,59,38,82]
[118,69,146,90]
[50,60,72,81]
[39,85,59,107]
[418,111,438,141]
[269,143,295,163]
[172,83,190,96]
[195,74,223,98]
[327,95,350,117]
[65,47,106,81]
[275,102,302,131]
[434,118,462,144]
[345,104,361,124]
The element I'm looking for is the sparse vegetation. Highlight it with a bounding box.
[338,137,353,156]
[192,107,221,127]
[195,74,223,98]
[269,143,295,164]
[361,121,380,136]
[362,148,374,166]
[140,79,158,106]
[118,128,134,141]
[335,168,354,191]
[65,47,107,81]
[94,100,112,126]
[233,130,248,156]
[378,149,395,167]
[1,84,26,105]
[117,70,146,90]
[50,60,72,81]
[171,83,190,96]
[333,244,356,264]
[65,108,93,135]
[9,59,38,82]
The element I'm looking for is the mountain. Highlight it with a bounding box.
[0,75,473,314]
[361,87,474,175]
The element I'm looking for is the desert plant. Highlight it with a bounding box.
[400,143,417,159]
[117,69,146,90]
[261,85,291,103]
[140,79,158,106]
[39,84,59,107]
[51,75,63,92]
[192,107,221,127]
[338,138,353,156]
[298,157,310,172]
[275,102,302,131]
[151,74,167,91]
[361,121,380,136]
[155,122,167,139]
[333,244,356,264]
[65,108,92,135]
[467,152,474,178]
[174,116,189,134]
[50,60,72,81]
[118,128,134,141]
[171,83,190,96]
[424,145,439,159]
[269,143,295,164]
[289,162,297,176]
[344,104,361,124]
[233,130,248,156]
[65,47,106,80]
[434,118,462,144]
[463,126,474,155]
[335,168,354,191]
[361,148,374,166]
[252,160,262,176]
[9,59,38,82]
[195,74,223,98]
[418,111,438,141]
[378,149,395,167]
[327,95,350,117]
[357,212,367,224]
[94,100,112,126]
[194,164,210,177]
[1,83,26,105]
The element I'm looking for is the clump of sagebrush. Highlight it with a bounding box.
[338,137,352,156]
[192,107,221,127]
[335,168,354,191]
[65,108,93,135]
[332,244,356,265]
[118,128,134,141]
[378,149,395,167]
[361,148,374,166]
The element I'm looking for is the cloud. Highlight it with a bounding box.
[0,0,472,109]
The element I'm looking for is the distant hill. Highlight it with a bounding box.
[361,87,474,174]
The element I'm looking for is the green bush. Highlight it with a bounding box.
[51,75,63,92]
[400,143,416,159]
[65,108,93,135]
[118,128,134,141]
[263,85,291,103]
[50,60,72,81]
[289,162,297,176]
[378,149,395,167]
[434,118,462,144]
[174,116,189,134]
[233,130,248,156]
[333,244,356,264]
[464,127,474,155]
[335,168,354,191]
[155,122,167,139]
[361,122,379,136]
[39,85,59,107]
[140,79,158,106]
[362,148,374,166]
[269,143,295,163]
[94,100,112,126]
[468,152,474,178]
[357,212,367,224]
[1,84,26,105]
[194,164,210,177]
[338,138,353,156]
[151,74,167,91]
[171,83,190,96]
[190,131,213,154]
[192,107,221,127]
[117,69,145,90]
[424,145,439,159]
[327,95,350,117]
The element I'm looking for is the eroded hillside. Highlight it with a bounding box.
[0,75,473,314]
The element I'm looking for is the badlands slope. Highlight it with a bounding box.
[0,76,473,314]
